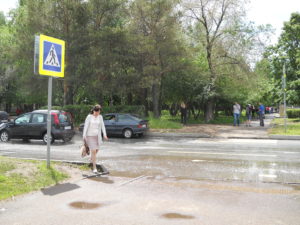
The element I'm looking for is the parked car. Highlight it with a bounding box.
[79,113,148,138]
[0,110,75,144]
[0,111,9,124]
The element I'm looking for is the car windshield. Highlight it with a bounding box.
[104,115,116,121]
[15,114,31,124]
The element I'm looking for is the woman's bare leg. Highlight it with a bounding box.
[91,150,97,171]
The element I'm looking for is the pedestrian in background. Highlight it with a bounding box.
[83,104,108,173]
[233,102,241,126]
[180,102,187,125]
[246,104,252,127]
[259,102,265,127]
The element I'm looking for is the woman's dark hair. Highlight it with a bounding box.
[90,104,101,114]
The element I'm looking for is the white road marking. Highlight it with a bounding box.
[259,174,278,178]
[168,151,277,157]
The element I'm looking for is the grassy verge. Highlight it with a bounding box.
[147,110,246,129]
[269,118,300,135]
[147,111,183,129]
[0,156,69,201]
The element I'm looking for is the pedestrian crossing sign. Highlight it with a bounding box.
[39,34,65,77]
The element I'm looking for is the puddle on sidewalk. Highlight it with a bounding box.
[161,213,195,220]
[69,201,103,210]
[88,177,114,184]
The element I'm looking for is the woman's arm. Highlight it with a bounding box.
[100,115,108,140]
[82,115,90,139]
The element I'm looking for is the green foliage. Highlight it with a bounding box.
[0,0,280,123]
[287,109,300,118]
[265,12,300,105]
[147,111,182,129]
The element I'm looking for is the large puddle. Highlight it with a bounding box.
[161,213,195,219]
[69,201,103,210]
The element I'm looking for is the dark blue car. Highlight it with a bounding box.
[80,113,148,138]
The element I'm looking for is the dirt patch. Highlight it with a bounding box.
[6,161,38,177]
[53,163,83,182]
[150,122,270,138]
[150,124,231,136]
[4,159,82,183]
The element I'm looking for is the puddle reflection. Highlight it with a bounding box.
[69,201,103,209]
[161,213,195,219]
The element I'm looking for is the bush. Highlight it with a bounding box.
[40,105,145,125]
[287,109,300,118]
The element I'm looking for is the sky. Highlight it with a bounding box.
[247,0,299,43]
[0,0,299,44]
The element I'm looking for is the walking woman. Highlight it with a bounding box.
[83,104,108,173]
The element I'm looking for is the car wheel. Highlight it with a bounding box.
[123,129,133,138]
[0,130,9,142]
[43,133,54,144]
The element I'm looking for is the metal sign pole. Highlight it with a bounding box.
[47,77,53,168]
[35,34,65,169]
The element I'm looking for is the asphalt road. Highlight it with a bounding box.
[1,135,300,225]
[1,134,300,184]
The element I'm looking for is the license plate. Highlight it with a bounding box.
[65,126,71,130]
[142,124,147,128]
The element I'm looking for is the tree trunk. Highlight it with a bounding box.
[152,83,160,118]
[143,88,149,117]
[205,98,215,122]
[127,92,133,105]
[63,83,73,106]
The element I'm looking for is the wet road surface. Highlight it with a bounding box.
[1,135,300,225]
[1,135,300,185]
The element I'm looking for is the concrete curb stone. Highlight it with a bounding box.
[147,131,300,140]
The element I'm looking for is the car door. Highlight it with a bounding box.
[29,113,46,137]
[103,114,117,135]
[114,114,134,135]
[11,113,32,138]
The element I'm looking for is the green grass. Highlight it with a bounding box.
[269,118,300,135]
[147,110,245,129]
[0,156,69,200]
[147,111,183,129]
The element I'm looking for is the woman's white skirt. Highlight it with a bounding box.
[86,136,99,150]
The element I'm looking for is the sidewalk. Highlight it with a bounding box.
[148,114,300,140]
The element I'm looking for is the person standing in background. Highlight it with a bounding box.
[180,102,187,125]
[233,102,241,126]
[259,103,265,127]
[246,104,253,127]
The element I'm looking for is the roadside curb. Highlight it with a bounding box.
[269,135,300,140]
[147,132,300,140]
[147,132,211,138]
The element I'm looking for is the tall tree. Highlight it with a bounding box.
[184,0,249,121]
[266,12,300,105]
[129,0,183,118]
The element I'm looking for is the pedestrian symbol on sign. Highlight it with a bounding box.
[38,34,65,77]
[44,44,60,67]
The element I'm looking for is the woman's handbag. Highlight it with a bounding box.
[81,140,90,158]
